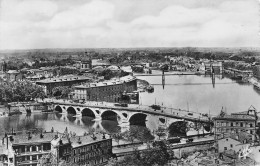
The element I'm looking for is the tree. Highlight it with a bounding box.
[0,80,45,102]
[168,121,188,137]
[37,153,77,166]
[107,141,174,166]
[112,133,124,145]
[52,86,73,98]
[123,125,154,143]
[155,127,167,140]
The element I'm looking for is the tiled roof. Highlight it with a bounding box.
[75,75,136,89]
[36,75,91,84]
[69,133,110,148]
[11,132,56,145]
[214,114,256,121]
[7,70,19,74]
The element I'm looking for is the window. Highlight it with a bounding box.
[240,123,243,127]
[224,147,227,150]
[230,144,233,148]
[231,123,233,127]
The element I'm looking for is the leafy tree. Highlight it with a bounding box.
[155,127,167,140]
[112,133,124,145]
[123,125,154,143]
[107,141,174,166]
[0,80,45,102]
[168,121,188,137]
[37,153,77,166]
[52,86,73,98]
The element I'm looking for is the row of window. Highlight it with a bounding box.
[73,141,111,155]
[216,121,254,127]
[73,156,108,165]
[16,154,42,162]
[14,144,51,154]
[216,128,255,134]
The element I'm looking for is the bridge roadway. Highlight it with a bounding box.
[40,99,212,124]
[133,71,198,76]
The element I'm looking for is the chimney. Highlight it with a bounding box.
[77,137,81,144]
[102,134,106,139]
[28,132,32,140]
[92,134,97,141]
[9,136,14,142]
[51,127,54,133]
[40,133,44,139]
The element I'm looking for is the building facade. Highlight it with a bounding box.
[6,70,23,81]
[1,130,112,166]
[1,132,55,166]
[213,106,257,141]
[73,75,137,103]
[200,61,223,74]
[36,75,91,95]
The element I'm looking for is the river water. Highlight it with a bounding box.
[1,73,260,137]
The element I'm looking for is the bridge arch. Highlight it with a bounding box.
[67,107,76,115]
[81,108,96,118]
[54,105,62,113]
[101,110,120,121]
[129,113,147,126]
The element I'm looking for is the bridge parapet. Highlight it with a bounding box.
[41,99,212,124]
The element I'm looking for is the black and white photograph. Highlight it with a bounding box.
[0,0,260,165]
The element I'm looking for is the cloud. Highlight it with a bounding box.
[0,0,259,49]
[48,0,114,30]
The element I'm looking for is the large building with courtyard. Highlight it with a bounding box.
[36,75,92,95]
[73,75,137,103]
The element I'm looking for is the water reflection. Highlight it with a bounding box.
[138,75,260,114]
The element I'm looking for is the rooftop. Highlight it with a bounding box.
[51,132,111,148]
[7,70,20,74]
[74,75,136,89]
[36,75,91,84]
[214,114,256,121]
[10,132,57,145]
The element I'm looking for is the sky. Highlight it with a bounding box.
[0,0,259,49]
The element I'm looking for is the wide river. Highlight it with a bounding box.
[1,73,260,137]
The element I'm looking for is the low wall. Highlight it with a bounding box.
[173,141,214,158]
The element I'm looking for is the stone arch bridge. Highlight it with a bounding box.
[47,101,212,133]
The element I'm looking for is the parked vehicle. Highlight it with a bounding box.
[114,103,128,107]
[150,104,161,110]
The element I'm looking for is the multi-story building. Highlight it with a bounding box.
[73,75,137,103]
[200,61,223,74]
[36,75,91,95]
[74,60,92,71]
[6,70,23,81]
[1,130,112,166]
[1,131,56,166]
[213,106,258,141]
[52,133,112,166]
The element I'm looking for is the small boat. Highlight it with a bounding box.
[146,85,154,93]
[253,81,260,90]
[8,109,22,116]
[26,108,32,114]
[231,75,242,80]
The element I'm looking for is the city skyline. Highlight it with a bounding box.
[0,0,259,50]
